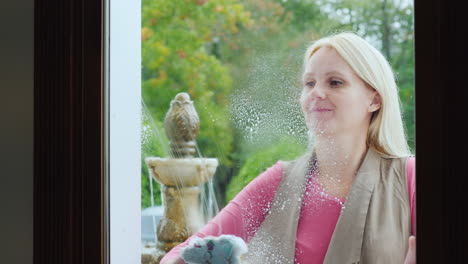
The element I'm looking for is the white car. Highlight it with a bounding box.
[141,205,164,242]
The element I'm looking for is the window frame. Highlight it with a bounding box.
[33,0,467,263]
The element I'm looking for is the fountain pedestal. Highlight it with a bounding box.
[146,158,218,251]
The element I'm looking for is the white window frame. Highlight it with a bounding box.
[108,0,141,263]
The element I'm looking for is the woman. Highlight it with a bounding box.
[161,32,416,264]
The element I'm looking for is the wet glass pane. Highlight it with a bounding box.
[139,0,415,263]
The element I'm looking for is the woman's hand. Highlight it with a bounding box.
[403,236,416,264]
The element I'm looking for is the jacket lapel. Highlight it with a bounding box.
[323,148,381,264]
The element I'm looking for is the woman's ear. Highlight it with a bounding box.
[368,92,381,113]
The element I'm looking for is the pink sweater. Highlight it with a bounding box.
[161,157,416,264]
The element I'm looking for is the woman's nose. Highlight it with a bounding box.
[310,85,326,99]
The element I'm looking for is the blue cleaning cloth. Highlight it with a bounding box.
[180,234,248,264]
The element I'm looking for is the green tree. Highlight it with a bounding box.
[141,0,254,208]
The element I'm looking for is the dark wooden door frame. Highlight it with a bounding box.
[34,0,105,263]
[34,0,467,263]
[414,0,468,262]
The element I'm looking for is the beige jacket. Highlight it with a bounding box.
[243,147,412,264]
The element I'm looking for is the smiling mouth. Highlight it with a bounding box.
[312,108,332,112]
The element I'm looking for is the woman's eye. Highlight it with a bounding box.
[305,81,315,88]
[330,80,343,86]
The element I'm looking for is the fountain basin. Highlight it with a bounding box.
[145,157,218,187]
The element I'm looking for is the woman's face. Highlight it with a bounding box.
[300,47,380,136]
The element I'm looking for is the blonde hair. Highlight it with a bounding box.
[303,32,411,157]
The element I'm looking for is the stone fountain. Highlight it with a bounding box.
[143,92,219,263]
